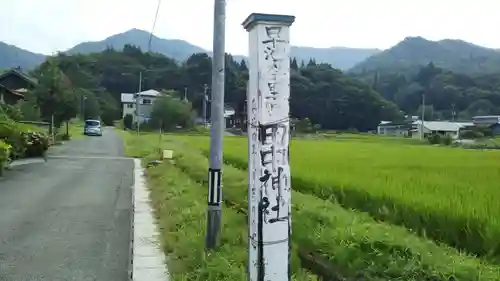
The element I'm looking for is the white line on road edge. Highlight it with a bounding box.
[49,155,133,160]
[131,158,170,281]
[7,157,46,168]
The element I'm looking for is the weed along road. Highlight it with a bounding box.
[0,128,133,281]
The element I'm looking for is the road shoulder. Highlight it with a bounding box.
[131,158,170,281]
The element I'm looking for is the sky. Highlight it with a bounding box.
[1,0,499,56]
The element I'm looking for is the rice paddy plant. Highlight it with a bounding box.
[174,134,500,258]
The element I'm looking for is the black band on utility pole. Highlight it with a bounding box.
[207,168,222,205]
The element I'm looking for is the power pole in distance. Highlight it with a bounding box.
[451,103,456,121]
[420,92,425,140]
[203,84,209,127]
[136,71,143,136]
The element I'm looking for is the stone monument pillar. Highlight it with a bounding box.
[242,13,295,281]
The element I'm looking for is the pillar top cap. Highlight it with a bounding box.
[242,13,295,31]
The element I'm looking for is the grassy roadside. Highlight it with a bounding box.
[68,120,84,139]
[61,119,85,140]
[121,132,318,280]
[122,132,500,281]
[147,161,248,280]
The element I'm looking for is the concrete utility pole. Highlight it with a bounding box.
[205,0,226,250]
[51,115,55,144]
[451,103,456,121]
[243,13,295,281]
[82,95,87,119]
[203,84,209,127]
[136,71,143,136]
[184,87,188,101]
[420,92,425,140]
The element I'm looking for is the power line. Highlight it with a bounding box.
[139,0,161,133]
[148,0,162,52]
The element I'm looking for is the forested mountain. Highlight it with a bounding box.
[349,36,500,75]
[0,42,45,70]
[66,29,379,69]
[5,30,500,74]
[66,29,208,62]
[6,34,500,130]
[46,44,402,131]
[356,62,500,120]
[1,29,379,70]
[291,46,380,70]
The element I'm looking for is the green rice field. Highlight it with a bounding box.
[172,134,500,259]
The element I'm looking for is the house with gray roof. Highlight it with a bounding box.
[412,121,473,139]
[378,120,473,139]
[121,89,162,123]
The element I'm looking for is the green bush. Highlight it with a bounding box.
[0,140,11,175]
[138,121,155,132]
[61,133,71,141]
[0,116,49,159]
[55,129,71,142]
[0,104,22,121]
[0,119,26,159]
[476,126,493,137]
[441,134,453,145]
[460,129,485,139]
[427,133,441,144]
[123,114,133,129]
[23,131,49,157]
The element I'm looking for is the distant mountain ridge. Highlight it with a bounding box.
[66,29,379,70]
[66,29,207,62]
[3,30,500,75]
[0,42,45,70]
[291,46,380,70]
[0,29,380,70]
[348,36,500,74]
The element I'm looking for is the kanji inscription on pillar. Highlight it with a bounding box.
[243,13,295,281]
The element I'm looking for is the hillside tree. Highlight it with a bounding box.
[32,60,79,127]
[150,91,196,131]
[46,47,405,131]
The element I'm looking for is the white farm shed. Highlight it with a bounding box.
[412,121,473,139]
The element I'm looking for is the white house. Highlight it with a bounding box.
[196,104,238,129]
[377,121,415,136]
[121,89,162,123]
[224,104,236,128]
[412,121,473,139]
[377,120,473,139]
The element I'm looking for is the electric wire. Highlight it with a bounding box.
[147,0,162,52]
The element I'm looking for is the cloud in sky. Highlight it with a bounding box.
[1,0,499,55]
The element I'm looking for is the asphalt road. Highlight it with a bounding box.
[0,128,133,281]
